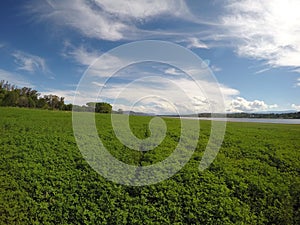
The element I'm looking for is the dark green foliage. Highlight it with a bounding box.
[175,111,300,119]
[224,112,300,119]
[0,80,67,110]
[0,108,300,224]
[86,102,113,113]
[95,102,112,113]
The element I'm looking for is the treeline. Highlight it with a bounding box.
[0,81,114,113]
[0,80,72,110]
[197,112,300,119]
[73,102,112,113]
[170,112,300,119]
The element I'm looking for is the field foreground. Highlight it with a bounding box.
[0,108,300,224]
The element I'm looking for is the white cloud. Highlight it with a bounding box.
[91,81,106,88]
[164,68,183,76]
[40,88,77,103]
[0,69,34,87]
[221,0,300,69]
[64,45,101,66]
[63,44,129,78]
[228,97,278,112]
[70,59,241,114]
[88,53,131,78]
[296,78,300,87]
[291,104,300,111]
[72,73,240,114]
[211,65,221,72]
[27,0,300,73]
[12,51,48,74]
[293,68,300,74]
[113,98,178,115]
[254,68,271,74]
[29,0,193,41]
[94,0,191,20]
[186,37,208,49]
[42,84,283,114]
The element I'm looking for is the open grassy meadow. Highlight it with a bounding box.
[1,107,300,224]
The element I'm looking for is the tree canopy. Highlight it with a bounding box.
[0,81,112,113]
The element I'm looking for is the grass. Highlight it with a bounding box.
[0,107,300,224]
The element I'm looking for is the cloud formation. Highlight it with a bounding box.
[296,78,300,87]
[40,88,77,100]
[291,104,300,111]
[28,0,300,73]
[29,0,193,41]
[228,97,278,112]
[186,37,208,49]
[221,0,300,69]
[0,69,34,87]
[63,45,101,66]
[164,67,182,76]
[71,60,240,114]
[12,51,48,74]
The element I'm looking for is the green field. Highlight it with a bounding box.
[1,107,300,224]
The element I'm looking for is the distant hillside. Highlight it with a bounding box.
[203,112,300,119]
[162,111,300,119]
[122,110,155,116]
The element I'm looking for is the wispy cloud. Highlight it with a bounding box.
[73,78,239,114]
[254,68,271,75]
[293,68,300,74]
[164,67,183,76]
[72,61,240,114]
[27,0,300,74]
[221,0,300,69]
[12,51,49,74]
[62,44,128,78]
[211,65,221,72]
[28,0,194,41]
[296,78,300,87]
[39,83,280,113]
[63,44,101,66]
[186,37,209,49]
[0,69,34,87]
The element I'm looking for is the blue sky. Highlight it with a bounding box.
[0,0,300,114]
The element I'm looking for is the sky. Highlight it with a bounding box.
[0,0,300,114]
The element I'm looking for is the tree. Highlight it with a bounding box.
[58,97,65,110]
[86,102,112,113]
[37,98,48,109]
[63,103,73,111]
[2,91,19,106]
[95,102,112,113]
[0,81,71,110]
[43,95,62,110]
[18,96,29,107]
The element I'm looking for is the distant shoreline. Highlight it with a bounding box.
[180,117,300,125]
[159,111,300,119]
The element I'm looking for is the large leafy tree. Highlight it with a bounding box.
[95,102,112,113]
[86,102,112,113]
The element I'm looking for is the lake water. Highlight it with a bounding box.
[184,117,300,124]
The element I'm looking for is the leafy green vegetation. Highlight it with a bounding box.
[1,107,299,224]
[0,81,113,113]
[0,80,69,110]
